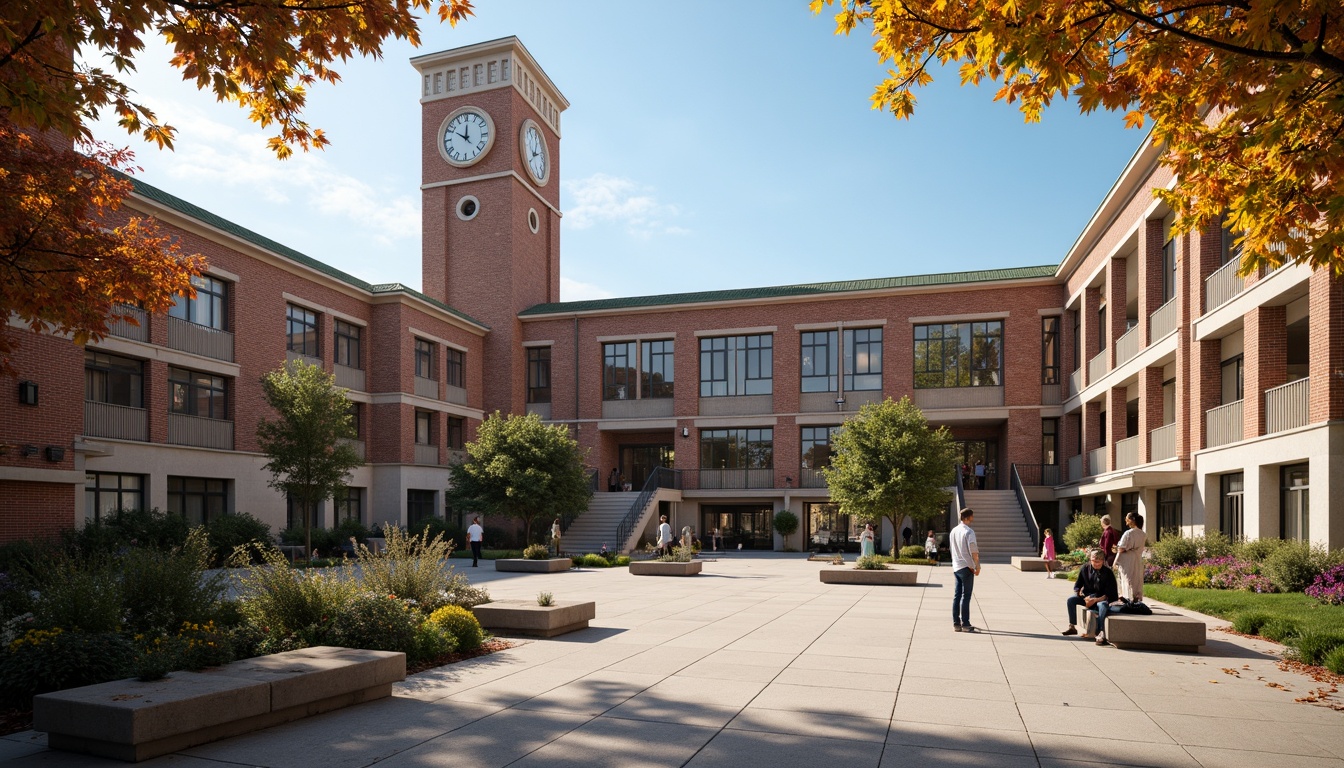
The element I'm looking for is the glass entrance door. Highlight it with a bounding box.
[955,440,999,490]
[619,444,673,489]
[702,505,772,550]
[1281,464,1309,541]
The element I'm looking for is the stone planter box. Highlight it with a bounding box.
[818,567,917,585]
[472,600,596,638]
[33,646,404,762]
[494,558,572,573]
[629,560,702,576]
[1011,557,1052,572]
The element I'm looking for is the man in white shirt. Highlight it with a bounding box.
[467,516,484,567]
[949,508,981,632]
[657,515,672,556]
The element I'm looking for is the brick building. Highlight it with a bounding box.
[2,37,1341,553]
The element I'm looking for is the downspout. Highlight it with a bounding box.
[572,315,580,430]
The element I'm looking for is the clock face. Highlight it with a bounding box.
[520,120,549,185]
[440,107,494,167]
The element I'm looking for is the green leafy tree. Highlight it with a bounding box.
[773,510,799,549]
[256,360,362,556]
[445,412,591,544]
[823,397,957,534]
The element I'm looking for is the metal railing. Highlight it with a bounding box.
[167,316,234,362]
[1149,297,1179,344]
[1266,377,1310,434]
[1113,435,1141,470]
[1086,446,1108,476]
[445,384,468,405]
[413,376,438,399]
[413,444,440,465]
[1088,351,1108,385]
[1115,325,1142,366]
[108,305,148,342]
[681,468,775,490]
[334,364,365,391]
[1149,423,1176,462]
[950,461,966,531]
[1205,400,1244,448]
[585,468,599,493]
[1067,454,1082,482]
[799,468,827,488]
[1069,368,1083,397]
[1204,259,1246,313]
[167,413,233,450]
[1041,383,1062,406]
[615,467,681,546]
[84,401,147,441]
[1009,464,1040,552]
[1014,464,1061,486]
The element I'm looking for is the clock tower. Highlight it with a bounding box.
[411,38,566,415]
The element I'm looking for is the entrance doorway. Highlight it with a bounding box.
[619,444,673,489]
[702,505,772,550]
[1281,464,1309,541]
[955,440,999,490]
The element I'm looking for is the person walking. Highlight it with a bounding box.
[1041,528,1057,579]
[1099,515,1120,567]
[657,515,673,556]
[902,525,913,548]
[1114,512,1147,601]
[860,523,876,558]
[973,460,986,490]
[607,468,619,493]
[1061,549,1120,645]
[949,508,981,632]
[925,529,938,565]
[961,462,972,489]
[467,516,484,567]
[550,517,563,556]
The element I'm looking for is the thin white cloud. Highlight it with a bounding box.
[560,276,616,302]
[564,173,687,239]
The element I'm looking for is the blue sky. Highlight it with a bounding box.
[90,1,1145,303]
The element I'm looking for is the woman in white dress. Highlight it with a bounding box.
[1113,511,1148,601]
[859,523,876,558]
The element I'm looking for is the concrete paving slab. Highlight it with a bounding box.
[1029,733,1202,767]
[885,720,1036,755]
[878,745,1040,767]
[685,727,885,768]
[509,670,663,716]
[893,692,1027,732]
[1148,712,1335,757]
[898,674,1015,702]
[1017,703,1173,743]
[373,708,592,768]
[507,715,717,768]
[1184,746,1344,768]
[722,708,888,742]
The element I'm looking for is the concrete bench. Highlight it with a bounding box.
[819,567,917,585]
[494,558,572,573]
[1075,605,1206,652]
[630,560,702,576]
[472,600,596,638]
[1012,557,1053,572]
[33,646,405,762]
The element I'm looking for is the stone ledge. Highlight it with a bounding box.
[494,558,573,573]
[1107,611,1207,652]
[1012,557,1052,572]
[818,568,918,585]
[33,646,405,762]
[472,600,596,638]
[629,560,703,576]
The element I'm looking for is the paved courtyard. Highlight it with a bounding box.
[1,555,1341,768]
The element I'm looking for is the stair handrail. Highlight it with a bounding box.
[1009,463,1041,552]
[950,462,966,530]
[615,466,680,547]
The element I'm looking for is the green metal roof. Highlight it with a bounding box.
[123,173,489,330]
[519,265,1060,316]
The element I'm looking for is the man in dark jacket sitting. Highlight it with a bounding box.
[1061,549,1120,646]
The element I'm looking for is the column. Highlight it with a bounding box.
[1308,270,1344,423]
[1139,366,1165,462]
[1106,257,1127,368]
[1138,218,1164,342]
[1107,385,1126,470]
[1083,286,1101,386]
[1243,305,1286,439]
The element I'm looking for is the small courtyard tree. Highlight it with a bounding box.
[823,397,957,539]
[256,360,361,556]
[445,412,591,545]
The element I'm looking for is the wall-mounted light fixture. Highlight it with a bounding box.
[681,427,689,438]
[834,396,846,411]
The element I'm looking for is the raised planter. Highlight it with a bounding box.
[818,567,917,585]
[1011,557,1052,572]
[629,560,703,576]
[472,600,596,638]
[494,558,572,573]
[33,646,404,762]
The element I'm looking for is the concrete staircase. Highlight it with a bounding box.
[561,492,641,555]
[962,490,1037,563]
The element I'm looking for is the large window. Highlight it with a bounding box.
[700,334,773,397]
[801,425,839,473]
[1097,304,1108,351]
[85,473,144,522]
[699,428,773,469]
[913,321,1003,389]
[1220,473,1244,540]
[603,341,636,400]
[85,351,143,408]
[168,476,227,526]
[347,401,361,438]
[414,410,433,445]
[844,327,882,391]
[286,304,319,357]
[407,489,437,527]
[447,416,464,450]
[1042,418,1058,465]
[1042,317,1060,385]
[1156,487,1182,540]
[334,321,361,369]
[445,348,465,388]
[335,487,363,525]
[1162,236,1179,304]
[1221,355,1244,404]
[527,347,551,404]
[800,331,837,392]
[1071,310,1080,372]
[1281,464,1309,542]
[1221,215,1242,267]
[415,339,435,379]
[169,367,228,419]
[170,275,227,329]
[641,340,674,398]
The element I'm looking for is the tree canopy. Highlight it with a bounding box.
[823,396,957,531]
[445,412,592,545]
[256,360,362,555]
[813,0,1344,275]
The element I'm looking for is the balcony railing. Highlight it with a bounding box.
[1114,435,1141,471]
[1115,324,1142,366]
[445,384,468,406]
[1149,297,1178,344]
[681,468,775,490]
[334,364,365,392]
[1014,464,1061,486]
[339,438,365,461]
[1205,399,1243,449]
[1149,423,1176,462]
[1266,377,1310,434]
[1204,259,1246,313]
[1088,351,1108,385]
[167,316,234,362]
[84,401,147,441]
[414,376,438,399]
[1069,368,1083,397]
[107,305,148,342]
[1067,454,1083,482]
[167,413,233,450]
[1041,383,1062,406]
[912,386,1004,410]
[1086,446,1108,476]
[414,444,440,465]
[799,468,828,488]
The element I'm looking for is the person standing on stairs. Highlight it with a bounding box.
[974,460,986,490]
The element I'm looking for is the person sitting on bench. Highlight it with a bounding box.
[1061,549,1120,646]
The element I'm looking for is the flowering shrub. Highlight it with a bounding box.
[1306,564,1344,606]
[328,593,421,656]
[522,544,550,560]
[1149,556,1275,593]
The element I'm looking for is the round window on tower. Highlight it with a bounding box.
[528,208,540,234]
[456,195,480,221]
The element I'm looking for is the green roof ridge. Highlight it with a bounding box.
[519,264,1060,316]
[122,173,488,329]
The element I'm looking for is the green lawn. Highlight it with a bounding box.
[1146,584,1344,634]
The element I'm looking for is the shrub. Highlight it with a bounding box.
[427,605,484,652]
[1150,533,1200,567]
[205,512,274,566]
[176,620,235,670]
[1287,631,1344,667]
[614,555,631,567]
[1262,541,1329,593]
[0,629,135,707]
[581,553,607,568]
[1169,566,1213,589]
[133,634,184,681]
[119,528,225,633]
[773,510,799,541]
[440,570,492,608]
[329,593,421,657]
[899,545,926,559]
[1325,645,1344,675]
[1235,537,1287,563]
[1231,612,1272,635]
[1259,617,1302,643]
[29,553,122,633]
[537,591,553,606]
[1063,514,1103,553]
[1306,564,1344,606]
[231,544,357,641]
[414,620,457,662]
[63,508,192,556]
[1193,531,1234,560]
[657,546,695,563]
[355,525,456,611]
[523,544,550,560]
[854,555,887,570]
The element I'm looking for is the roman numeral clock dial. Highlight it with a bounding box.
[439,107,495,167]
[519,119,550,186]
